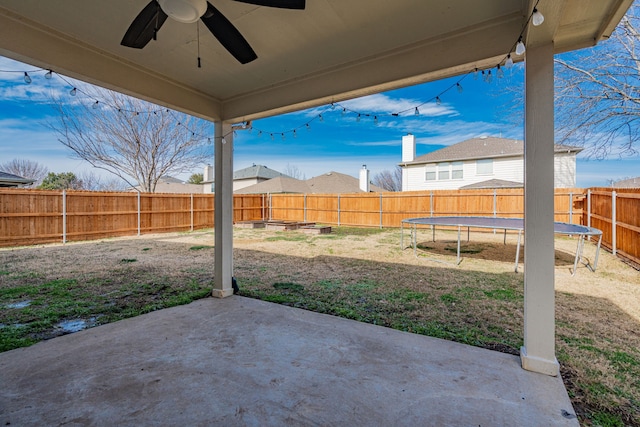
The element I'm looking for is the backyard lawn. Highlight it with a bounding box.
[1,226,638,426]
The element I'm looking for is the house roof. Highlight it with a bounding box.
[0,170,35,187]
[234,176,311,194]
[613,177,640,188]
[234,171,385,194]
[460,179,524,190]
[306,171,385,194]
[233,165,287,181]
[403,137,583,165]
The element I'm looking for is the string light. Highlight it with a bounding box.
[515,37,526,56]
[0,3,543,143]
[532,8,544,26]
[505,54,514,68]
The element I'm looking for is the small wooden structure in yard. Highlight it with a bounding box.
[235,221,331,234]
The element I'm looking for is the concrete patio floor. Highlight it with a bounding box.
[0,296,578,426]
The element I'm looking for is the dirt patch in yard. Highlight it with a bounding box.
[1,226,639,426]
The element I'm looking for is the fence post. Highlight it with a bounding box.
[337,194,341,226]
[379,193,383,229]
[429,191,433,217]
[587,189,591,229]
[569,192,573,224]
[493,189,497,234]
[190,193,194,231]
[304,194,307,222]
[62,190,67,244]
[612,190,617,256]
[137,191,141,236]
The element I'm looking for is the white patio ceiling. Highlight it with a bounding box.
[0,0,632,123]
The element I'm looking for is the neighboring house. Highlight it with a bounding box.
[399,134,583,191]
[235,168,384,194]
[612,177,640,188]
[0,171,35,188]
[210,164,289,192]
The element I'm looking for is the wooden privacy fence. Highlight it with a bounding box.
[0,190,265,247]
[269,188,585,228]
[585,188,640,265]
[2,187,638,266]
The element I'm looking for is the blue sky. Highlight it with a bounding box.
[0,55,638,187]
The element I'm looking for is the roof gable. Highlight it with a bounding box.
[405,137,583,165]
[233,165,288,180]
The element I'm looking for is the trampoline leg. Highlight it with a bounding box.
[572,236,583,276]
[593,234,602,271]
[514,230,522,273]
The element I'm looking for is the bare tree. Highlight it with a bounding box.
[283,163,306,180]
[76,171,129,191]
[49,88,212,192]
[0,158,48,186]
[372,166,402,191]
[555,3,640,158]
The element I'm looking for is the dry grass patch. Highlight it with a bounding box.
[1,226,638,426]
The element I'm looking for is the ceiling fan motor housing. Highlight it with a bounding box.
[158,0,207,23]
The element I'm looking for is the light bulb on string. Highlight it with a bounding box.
[281,133,285,141]
[505,54,514,68]
[70,87,77,96]
[92,100,99,109]
[23,72,32,84]
[318,114,323,122]
[515,37,526,56]
[497,65,504,79]
[436,96,442,105]
[356,114,361,122]
[414,107,420,116]
[45,70,53,79]
[341,108,346,117]
[293,130,297,138]
[456,83,463,93]
[270,133,274,141]
[374,116,378,126]
[306,123,311,132]
[532,8,544,26]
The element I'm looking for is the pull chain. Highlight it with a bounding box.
[197,21,201,68]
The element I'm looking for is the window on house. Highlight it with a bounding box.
[425,164,436,181]
[477,159,493,175]
[438,162,450,180]
[452,162,463,179]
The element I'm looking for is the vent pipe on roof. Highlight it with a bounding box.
[402,134,415,162]
[359,165,370,192]
[203,165,213,182]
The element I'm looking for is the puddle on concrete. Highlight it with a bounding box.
[56,317,97,333]
[6,300,31,309]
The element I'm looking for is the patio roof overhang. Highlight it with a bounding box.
[0,0,631,123]
[0,0,632,378]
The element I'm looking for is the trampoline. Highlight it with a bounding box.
[401,216,602,275]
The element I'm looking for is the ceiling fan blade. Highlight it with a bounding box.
[233,0,305,10]
[121,0,168,49]
[201,2,257,64]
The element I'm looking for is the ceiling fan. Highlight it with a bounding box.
[121,0,305,64]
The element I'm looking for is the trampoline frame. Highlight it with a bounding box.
[401,216,602,276]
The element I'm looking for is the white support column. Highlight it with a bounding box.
[520,42,559,376]
[213,122,234,298]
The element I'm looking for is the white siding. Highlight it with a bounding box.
[554,153,577,188]
[403,156,524,191]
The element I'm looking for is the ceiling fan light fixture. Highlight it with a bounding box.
[158,0,207,23]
